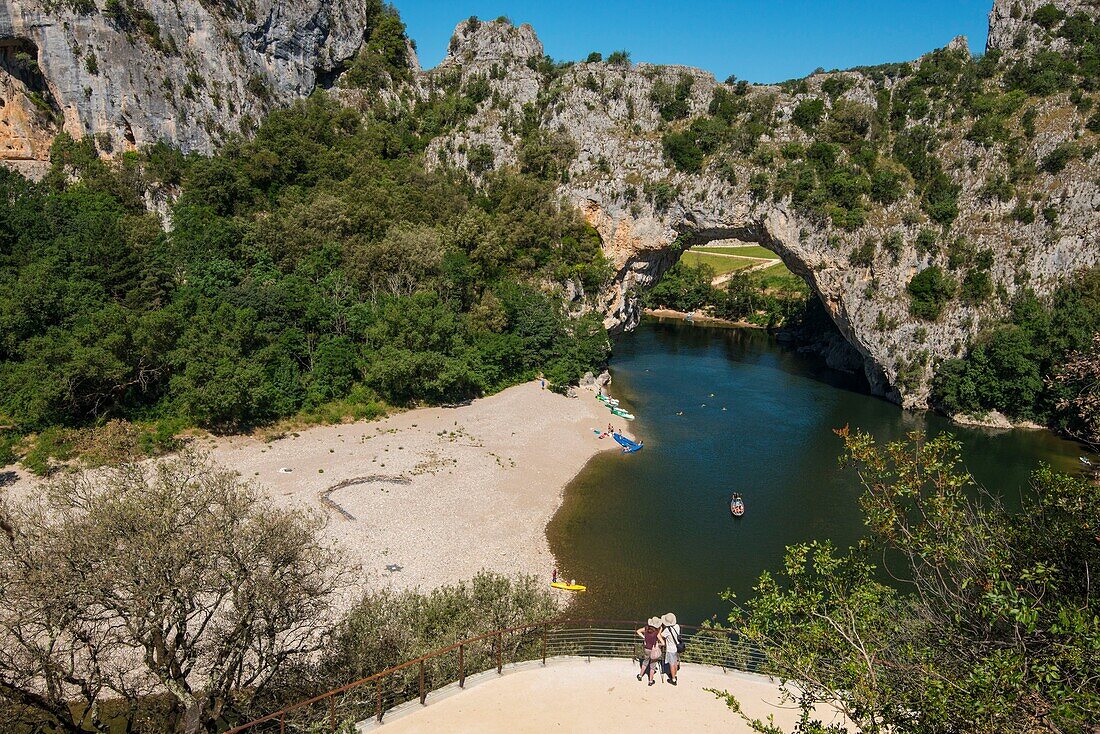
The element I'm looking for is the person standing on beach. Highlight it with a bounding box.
[636,617,664,686]
[661,612,682,685]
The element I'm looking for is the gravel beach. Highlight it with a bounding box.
[209,381,629,598]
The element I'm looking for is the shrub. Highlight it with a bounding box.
[1032,3,1066,30]
[749,172,770,200]
[662,130,703,172]
[870,167,904,204]
[1041,142,1078,174]
[922,173,961,225]
[585,51,602,63]
[882,231,904,262]
[466,143,495,174]
[850,239,875,267]
[916,228,938,255]
[960,269,994,305]
[607,50,630,66]
[907,266,955,321]
[792,98,826,131]
[1013,200,1036,223]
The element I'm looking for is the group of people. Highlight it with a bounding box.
[636,613,681,686]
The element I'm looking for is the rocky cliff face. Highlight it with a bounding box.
[424,5,1100,407]
[0,0,381,161]
[3,0,1099,410]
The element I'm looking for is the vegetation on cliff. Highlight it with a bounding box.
[0,94,610,462]
[933,265,1100,436]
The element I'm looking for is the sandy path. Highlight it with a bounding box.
[208,382,630,597]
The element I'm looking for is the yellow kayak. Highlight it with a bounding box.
[550,582,587,592]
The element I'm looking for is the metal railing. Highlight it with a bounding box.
[224,619,764,734]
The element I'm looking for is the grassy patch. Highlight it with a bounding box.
[680,251,762,275]
[694,245,778,259]
[755,261,801,290]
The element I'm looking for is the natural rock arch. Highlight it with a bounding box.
[580,198,899,402]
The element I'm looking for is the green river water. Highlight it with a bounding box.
[546,317,1088,626]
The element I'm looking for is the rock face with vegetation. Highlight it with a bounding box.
[1,0,1099,417]
[423,3,1100,408]
[0,0,391,162]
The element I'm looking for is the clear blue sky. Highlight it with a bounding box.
[398,0,993,83]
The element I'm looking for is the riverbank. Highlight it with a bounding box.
[644,308,764,329]
[205,381,628,600]
[0,381,636,604]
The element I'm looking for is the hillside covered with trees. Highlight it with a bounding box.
[0,94,610,466]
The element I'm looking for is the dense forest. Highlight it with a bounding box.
[0,95,611,466]
[934,266,1100,438]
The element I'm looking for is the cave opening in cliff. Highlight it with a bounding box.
[0,39,50,95]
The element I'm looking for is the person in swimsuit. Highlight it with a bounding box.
[635,617,664,685]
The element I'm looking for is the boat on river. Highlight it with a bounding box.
[611,407,635,420]
[730,493,745,517]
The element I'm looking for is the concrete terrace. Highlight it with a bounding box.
[359,657,847,733]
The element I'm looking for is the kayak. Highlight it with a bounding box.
[550,582,587,592]
[597,395,620,406]
[613,433,643,453]
[611,408,635,420]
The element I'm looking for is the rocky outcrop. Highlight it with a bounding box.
[3,0,1099,411]
[0,0,381,159]
[987,0,1097,56]
[424,6,1100,408]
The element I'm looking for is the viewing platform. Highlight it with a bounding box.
[360,656,822,733]
[228,621,848,734]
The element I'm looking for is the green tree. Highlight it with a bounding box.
[720,430,1100,733]
[907,265,954,320]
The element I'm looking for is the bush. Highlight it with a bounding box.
[1032,3,1066,30]
[849,239,875,267]
[960,269,994,305]
[792,98,826,131]
[1041,142,1078,174]
[662,130,704,172]
[317,573,557,690]
[907,266,955,321]
[606,50,630,66]
[870,167,904,205]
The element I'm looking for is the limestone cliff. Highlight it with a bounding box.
[4,0,1099,411]
[0,0,385,160]
[424,5,1100,407]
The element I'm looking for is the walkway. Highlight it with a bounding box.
[360,657,847,733]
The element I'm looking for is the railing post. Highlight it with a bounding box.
[541,623,548,665]
[376,679,383,723]
[587,623,592,662]
[419,659,426,705]
[459,643,466,687]
[496,631,503,674]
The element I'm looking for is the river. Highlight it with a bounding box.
[546,317,1087,626]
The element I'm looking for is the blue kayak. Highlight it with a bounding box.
[612,433,643,453]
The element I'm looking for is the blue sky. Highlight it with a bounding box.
[398,0,993,83]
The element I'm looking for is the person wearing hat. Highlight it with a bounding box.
[635,617,664,686]
[661,612,682,685]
